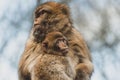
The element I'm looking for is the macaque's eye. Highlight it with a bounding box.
[35,9,51,18]
[35,10,47,18]
[62,39,68,46]
[60,39,67,44]
[62,39,66,43]
[40,10,46,15]
[56,38,67,44]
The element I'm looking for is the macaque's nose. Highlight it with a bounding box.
[34,17,42,24]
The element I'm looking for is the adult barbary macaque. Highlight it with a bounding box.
[18,1,94,80]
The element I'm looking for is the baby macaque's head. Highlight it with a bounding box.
[41,31,69,56]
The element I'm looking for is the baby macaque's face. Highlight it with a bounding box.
[42,32,69,56]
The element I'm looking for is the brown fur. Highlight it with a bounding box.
[18,2,93,80]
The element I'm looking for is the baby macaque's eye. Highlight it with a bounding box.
[63,39,69,46]
[62,39,66,43]
[40,10,46,15]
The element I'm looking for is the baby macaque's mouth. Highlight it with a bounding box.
[61,48,69,54]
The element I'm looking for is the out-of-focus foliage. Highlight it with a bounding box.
[0,0,120,80]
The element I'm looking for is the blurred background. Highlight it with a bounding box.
[0,0,120,80]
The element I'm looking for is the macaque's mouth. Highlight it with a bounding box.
[61,48,69,54]
[33,27,47,42]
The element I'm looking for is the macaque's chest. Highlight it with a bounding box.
[35,54,76,79]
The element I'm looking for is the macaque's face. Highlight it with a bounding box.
[42,32,69,56]
[33,2,70,42]
[54,37,68,54]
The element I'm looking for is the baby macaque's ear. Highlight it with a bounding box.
[42,41,48,52]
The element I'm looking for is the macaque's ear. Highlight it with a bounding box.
[42,41,48,52]
[60,4,70,16]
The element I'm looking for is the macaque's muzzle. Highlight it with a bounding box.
[58,41,69,54]
[33,26,46,42]
[54,39,69,55]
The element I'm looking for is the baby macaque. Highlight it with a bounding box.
[32,31,76,80]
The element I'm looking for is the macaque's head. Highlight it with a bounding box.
[41,31,69,56]
[33,2,72,42]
